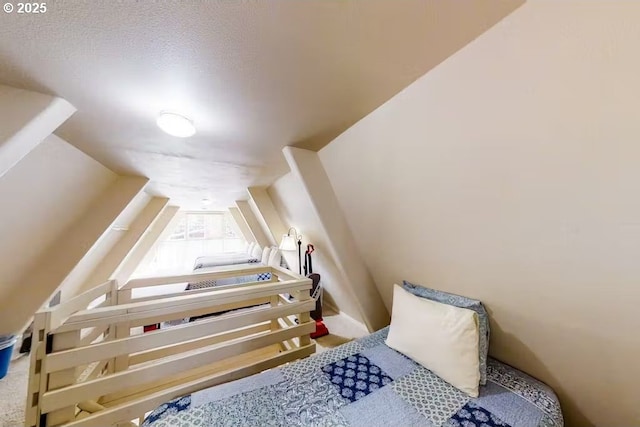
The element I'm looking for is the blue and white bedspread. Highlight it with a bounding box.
[143,328,563,427]
[187,260,271,290]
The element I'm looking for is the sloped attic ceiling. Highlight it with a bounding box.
[0,0,523,209]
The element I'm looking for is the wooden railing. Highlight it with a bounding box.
[25,264,315,427]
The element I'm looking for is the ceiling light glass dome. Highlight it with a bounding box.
[156,111,196,138]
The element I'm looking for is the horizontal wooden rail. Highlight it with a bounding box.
[123,264,273,290]
[127,297,271,329]
[60,344,315,427]
[47,299,315,373]
[28,264,315,427]
[48,281,114,329]
[270,265,302,281]
[99,327,277,404]
[128,278,267,303]
[128,323,271,366]
[41,322,315,413]
[54,279,311,332]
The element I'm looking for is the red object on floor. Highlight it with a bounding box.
[143,324,160,333]
[310,319,329,339]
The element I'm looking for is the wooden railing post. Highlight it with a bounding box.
[107,280,119,374]
[295,287,312,348]
[269,268,280,333]
[107,280,118,307]
[25,311,50,427]
[46,330,81,426]
[114,286,132,372]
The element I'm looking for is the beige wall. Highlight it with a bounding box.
[268,172,363,323]
[0,85,75,178]
[0,134,116,300]
[0,86,155,333]
[58,192,167,298]
[1,174,148,334]
[281,147,389,331]
[319,2,640,426]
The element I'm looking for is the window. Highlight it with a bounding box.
[167,213,233,241]
[169,217,187,240]
[187,215,205,240]
[134,211,245,276]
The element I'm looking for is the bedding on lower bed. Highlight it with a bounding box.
[186,262,270,292]
[142,327,563,427]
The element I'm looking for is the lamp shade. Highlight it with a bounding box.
[279,234,297,251]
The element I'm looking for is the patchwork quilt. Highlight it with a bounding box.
[143,328,563,427]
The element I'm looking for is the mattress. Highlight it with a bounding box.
[142,327,563,427]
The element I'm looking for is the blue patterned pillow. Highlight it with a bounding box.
[402,280,490,386]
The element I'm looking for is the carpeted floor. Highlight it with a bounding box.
[314,307,369,352]
[0,310,369,427]
[0,345,29,427]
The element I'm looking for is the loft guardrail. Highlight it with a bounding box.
[25,264,314,427]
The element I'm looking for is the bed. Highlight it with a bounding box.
[141,327,563,427]
[181,249,279,323]
[192,241,269,270]
[187,247,279,290]
[187,261,272,291]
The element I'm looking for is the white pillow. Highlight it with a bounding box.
[247,242,255,254]
[261,246,272,264]
[385,284,480,397]
[251,244,262,259]
[268,247,281,267]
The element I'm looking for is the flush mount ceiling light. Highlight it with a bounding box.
[156,111,196,138]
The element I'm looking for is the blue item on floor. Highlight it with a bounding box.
[0,335,17,380]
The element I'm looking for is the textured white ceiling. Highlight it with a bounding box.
[0,0,522,209]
